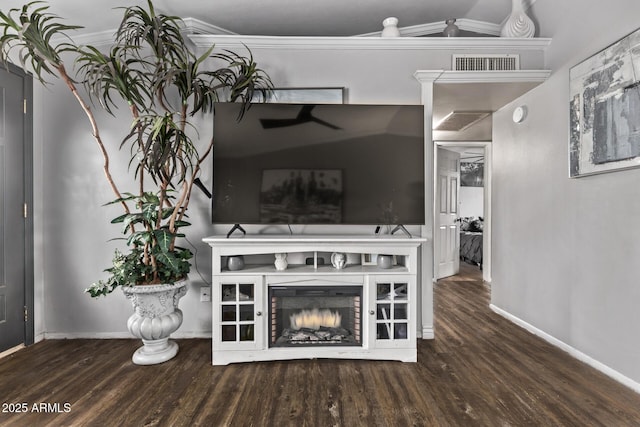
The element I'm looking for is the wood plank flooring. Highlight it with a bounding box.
[1,264,640,426]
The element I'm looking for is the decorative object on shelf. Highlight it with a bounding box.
[443,19,460,37]
[569,27,640,177]
[122,280,187,365]
[331,252,347,269]
[274,253,288,271]
[500,0,535,38]
[377,254,394,269]
[381,17,401,37]
[227,255,245,271]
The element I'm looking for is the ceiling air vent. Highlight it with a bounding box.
[434,111,492,132]
[453,54,520,71]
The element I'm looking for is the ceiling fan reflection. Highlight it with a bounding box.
[259,105,341,130]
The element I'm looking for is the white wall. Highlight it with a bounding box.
[36,44,432,337]
[492,0,640,385]
[33,33,547,339]
[460,187,484,218]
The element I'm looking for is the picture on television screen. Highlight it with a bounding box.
[260,169,343,223]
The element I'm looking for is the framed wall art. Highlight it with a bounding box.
[460,162,484,187]
[569,28,640,177]
[254,87,345,104]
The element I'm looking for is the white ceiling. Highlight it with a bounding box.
[2,0,542,140]
[2,0,515,37]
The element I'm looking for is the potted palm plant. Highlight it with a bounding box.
[0,1,271,364]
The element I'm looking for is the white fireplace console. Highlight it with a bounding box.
[203,234,425,366]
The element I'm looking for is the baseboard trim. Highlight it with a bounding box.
[0,344,25,359]
[421,326,435,339]
[43,331,212,340]
[490,304,640,394]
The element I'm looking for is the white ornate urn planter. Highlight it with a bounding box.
[122,280,188,365]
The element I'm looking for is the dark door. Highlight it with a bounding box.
[0,64,33,352]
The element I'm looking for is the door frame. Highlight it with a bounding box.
[434,140,491,283]
[3,63,34,347]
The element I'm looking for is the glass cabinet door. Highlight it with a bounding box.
[371,275,412,348]
[215,276,263,350]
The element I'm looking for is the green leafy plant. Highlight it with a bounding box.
[0,1,272,296]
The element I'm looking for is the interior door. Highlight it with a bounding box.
[435,147,460,279]
[0,65,29,352]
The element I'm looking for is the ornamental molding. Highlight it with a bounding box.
[188,34,552,52]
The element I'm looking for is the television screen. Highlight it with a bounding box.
[212,103,425,225]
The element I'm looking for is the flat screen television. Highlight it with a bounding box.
[212,102,425,225]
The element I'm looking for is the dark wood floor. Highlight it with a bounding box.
[2,264,640,426]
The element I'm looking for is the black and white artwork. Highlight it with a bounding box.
[260,169,343,223]
[460,162,484,187]
[569,28,640,177]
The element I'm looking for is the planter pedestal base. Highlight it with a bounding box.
[132,338,179,365]
[122,280,188,365]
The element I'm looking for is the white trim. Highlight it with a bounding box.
[358,19,502,38]
[413,73,439,345]
[458,19,503,37]
[435,70,552,83]
[66,30,116,47]
[0,344,25,359]
[414,70,446,82]
[358,21,442,38]
[188,34,552,51]
[57,17,236,46]
[43,331,212,340]
[416,70,551,86]
[422,326,435,339]
[435,141,492,283]
[62,29,551,53]
[490,304,640,394]
[181,18,237,35]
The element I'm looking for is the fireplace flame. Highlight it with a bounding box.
[290,308,342,330]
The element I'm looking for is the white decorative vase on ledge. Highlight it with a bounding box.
[501,0,535,38]
[122,280,188,365]
[381,17,401,37]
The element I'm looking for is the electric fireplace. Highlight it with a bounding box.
[205,234,424,365]
[269,285,362,347]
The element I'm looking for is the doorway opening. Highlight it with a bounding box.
[434,141,491,284]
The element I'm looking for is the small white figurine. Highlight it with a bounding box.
[274,253,288,271]
[331,252,346,269]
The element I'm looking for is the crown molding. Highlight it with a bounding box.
[414,69,552,84]
[181,18,237,35]
[64,30,116,47]
[56,17,237,46]
[358,19,502,38]
[188,34,552,51]
[413,71,445,83]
